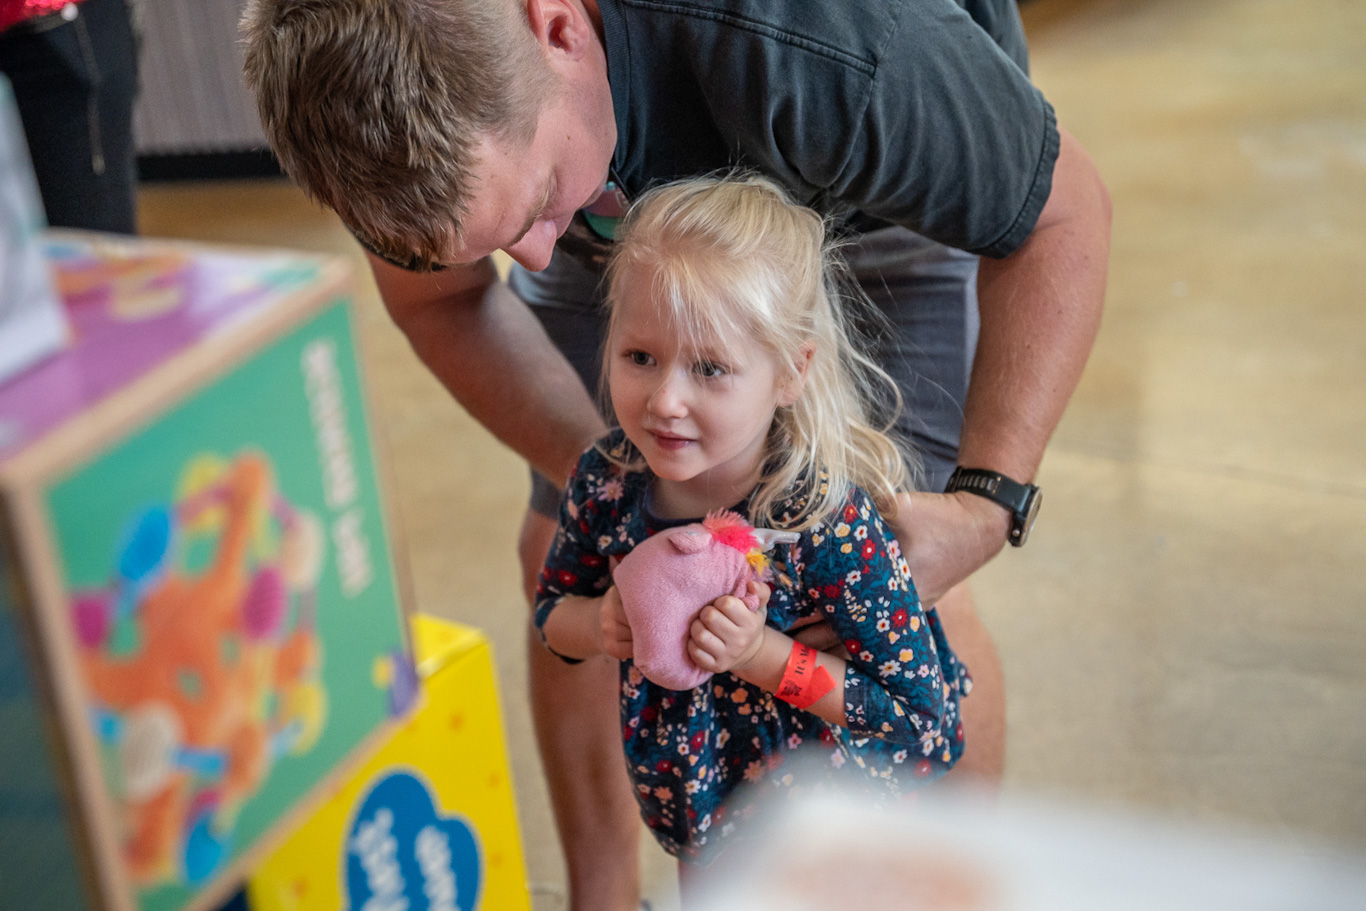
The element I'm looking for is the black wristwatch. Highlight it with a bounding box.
[944,467,1042,547]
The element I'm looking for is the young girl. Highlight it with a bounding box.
[534,175,970,871]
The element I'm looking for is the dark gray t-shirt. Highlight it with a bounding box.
[594,0,1058,259]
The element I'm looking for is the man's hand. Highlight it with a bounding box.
[886,490,1011,606]
[599,586,633,660]
[688,581,769,674]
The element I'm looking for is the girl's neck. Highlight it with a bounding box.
[648,470,760,521]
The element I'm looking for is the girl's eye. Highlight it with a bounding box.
[695,360,727,378]
[627,350,653,367]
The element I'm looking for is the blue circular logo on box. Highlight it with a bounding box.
[344,770,482,911]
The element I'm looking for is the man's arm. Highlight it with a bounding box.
[893,125,1111,603]
[369,254,607,486]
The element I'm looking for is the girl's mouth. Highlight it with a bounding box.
[650,431,693,451]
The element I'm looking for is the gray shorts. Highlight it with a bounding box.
[511,225,980,518]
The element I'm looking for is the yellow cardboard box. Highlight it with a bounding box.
[246,615,530,911]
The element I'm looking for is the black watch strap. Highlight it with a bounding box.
[944,467,1043,547]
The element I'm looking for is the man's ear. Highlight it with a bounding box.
[525,0,593,60]
[778,341,816,407]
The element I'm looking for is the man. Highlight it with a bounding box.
[243,1,1110,908]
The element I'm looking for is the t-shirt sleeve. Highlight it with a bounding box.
[799,489,956,752]
[755,0,1059,258]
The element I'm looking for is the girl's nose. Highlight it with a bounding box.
[647,372,688,418]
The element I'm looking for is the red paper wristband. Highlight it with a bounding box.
[775,641,836,710]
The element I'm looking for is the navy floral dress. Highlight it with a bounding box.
[535,432,970,863]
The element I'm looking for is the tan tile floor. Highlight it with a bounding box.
[137,0,1366,907]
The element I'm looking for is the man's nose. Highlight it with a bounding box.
[504,220,559,272]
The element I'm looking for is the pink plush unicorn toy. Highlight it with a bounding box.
[612,510,798,690]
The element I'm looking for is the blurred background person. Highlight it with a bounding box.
[0,0,138,233]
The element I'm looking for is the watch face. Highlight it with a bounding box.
[1014,487,1043,545]
[951,468,1041,546]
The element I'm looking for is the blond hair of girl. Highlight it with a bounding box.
[602,173,921,530]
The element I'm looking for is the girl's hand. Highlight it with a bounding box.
[688,581,769,674]
[600,586,633,660]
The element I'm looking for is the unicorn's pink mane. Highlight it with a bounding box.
[702,510,759,553]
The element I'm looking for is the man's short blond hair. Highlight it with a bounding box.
[242,0,554,270]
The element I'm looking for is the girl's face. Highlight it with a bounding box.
[608,268,800,519]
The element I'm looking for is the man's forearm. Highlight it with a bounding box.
[378,259,606,486]
[959,126,1111,484]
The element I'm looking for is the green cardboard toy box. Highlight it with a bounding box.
[0,233,414,911]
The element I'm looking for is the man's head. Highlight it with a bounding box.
[242,0,609,271]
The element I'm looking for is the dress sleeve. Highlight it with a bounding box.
[532,449,616,653]
[798,488,955,751]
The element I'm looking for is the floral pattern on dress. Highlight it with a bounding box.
[535,432,970,863]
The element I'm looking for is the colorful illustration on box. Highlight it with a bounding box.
[69,449,333,888]
[43,302,414,911]
[46,235,320,326]
[346,771,483,911]
[0,235,325,463]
